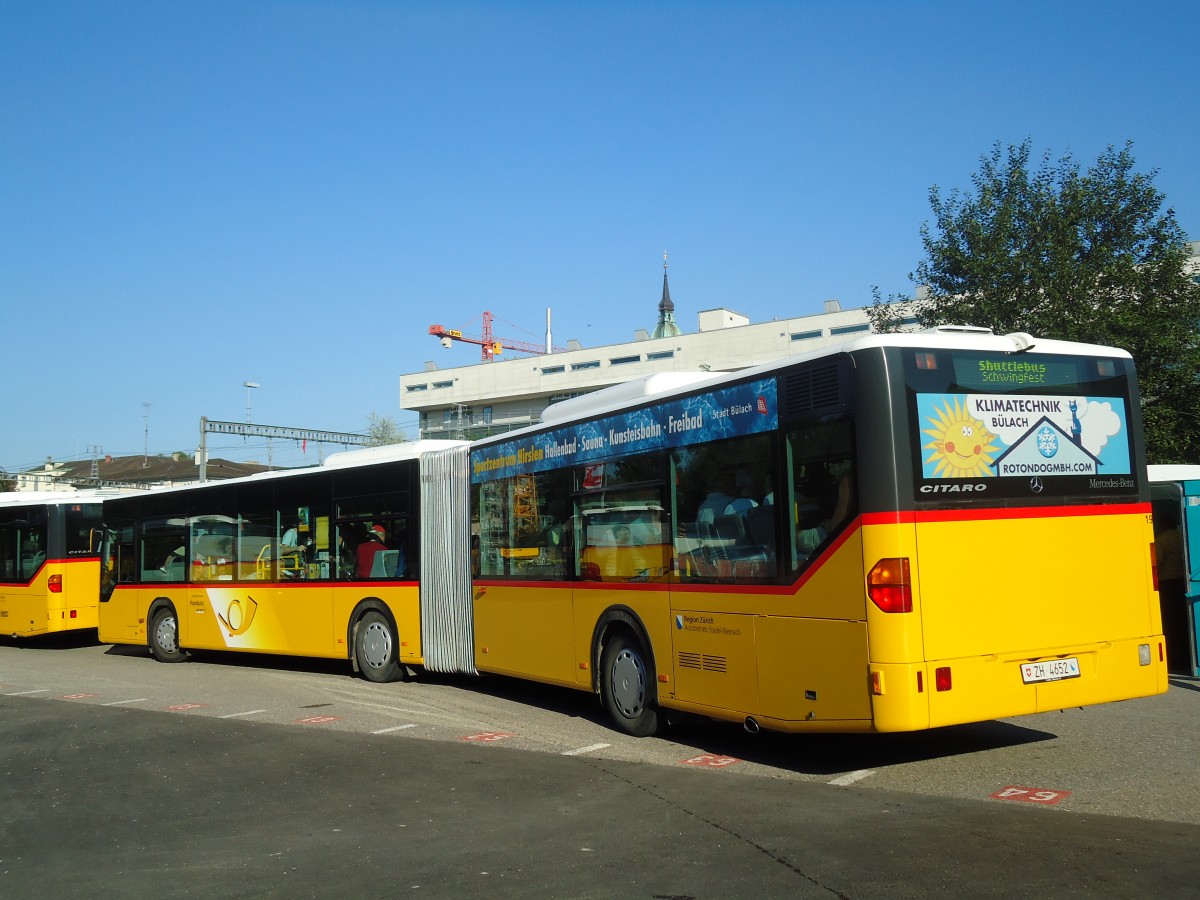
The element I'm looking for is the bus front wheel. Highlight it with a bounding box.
[354,610,401,683]
[600,630,659,737]
[149,607,186,663]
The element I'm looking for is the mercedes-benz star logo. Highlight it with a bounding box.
[1029,477,1044,493]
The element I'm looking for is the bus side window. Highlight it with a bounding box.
[787,420,856,570]
[672,435,777,584]
[475,470,571,580]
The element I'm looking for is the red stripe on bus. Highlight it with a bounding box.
[862,502,1149,526]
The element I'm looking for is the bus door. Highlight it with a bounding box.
[473,470,578,684]
[1151,480,1199,677]
[1177,480,1200,677]
[0,506,49,636]
[668,440,768,720]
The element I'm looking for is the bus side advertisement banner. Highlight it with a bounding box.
[917,392,1132,481]
[471,379,778,483]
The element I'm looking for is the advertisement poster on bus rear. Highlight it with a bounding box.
[916,392,1131,484]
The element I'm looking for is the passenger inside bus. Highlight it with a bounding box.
[795,467,854,556]
[356,523,389,578]
[723,469,760,517]
[278,519,308,575]
[696,488,734,525]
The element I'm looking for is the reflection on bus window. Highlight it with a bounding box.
[673,433,777,584]
[475,469,571,580]
[579,499,669,582]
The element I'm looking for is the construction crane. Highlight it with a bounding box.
[429,310,564,362]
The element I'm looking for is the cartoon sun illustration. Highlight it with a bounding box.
[922,398,998,478]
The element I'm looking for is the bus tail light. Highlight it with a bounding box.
[48,574,63,594]
[868,558,912,613]
[935,666,952,691]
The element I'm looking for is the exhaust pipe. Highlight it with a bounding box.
[743,716,760,734]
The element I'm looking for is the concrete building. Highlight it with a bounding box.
[400,262,916,439]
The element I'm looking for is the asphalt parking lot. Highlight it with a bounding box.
[3,637,1199,897]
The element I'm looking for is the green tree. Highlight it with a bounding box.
[365,413,407,447]
[872,140,1200,463]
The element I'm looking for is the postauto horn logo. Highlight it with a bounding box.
[217,595,259,636]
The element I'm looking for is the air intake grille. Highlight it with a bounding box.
[781,360,847,422]
[678,652,728,673]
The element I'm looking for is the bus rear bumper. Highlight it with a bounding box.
[870,636,1169,732]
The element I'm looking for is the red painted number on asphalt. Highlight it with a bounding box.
[682,754,740,768]
[461,731,515,743]
[990,786,1072,805]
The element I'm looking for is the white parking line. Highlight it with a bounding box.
[372,724,418,734]
[828,769,875,786]
[5,689,49,696]
[218,709,268,719]
[562,743,611,756]
[102,698,149,706]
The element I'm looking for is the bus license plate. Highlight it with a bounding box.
[1021,658,1080,684]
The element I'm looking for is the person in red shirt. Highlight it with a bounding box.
[356,524,388,578]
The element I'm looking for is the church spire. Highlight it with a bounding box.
[652,251,681,339]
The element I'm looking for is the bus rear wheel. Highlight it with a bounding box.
[600,630,659,737]
[355,610,401,683]
[149,607,186,663]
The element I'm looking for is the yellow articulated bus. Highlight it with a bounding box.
[100,328,1167,737]
[415,326,1167,735]
[1,491,109,637]
[98,441,466,680]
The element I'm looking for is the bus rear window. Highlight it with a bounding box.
[905,350,1137,502]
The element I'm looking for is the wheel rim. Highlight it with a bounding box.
[155,614,178,654]
[359,619,393,671]
[609,647,646,718]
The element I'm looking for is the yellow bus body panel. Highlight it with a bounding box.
[914,510,1157,657]
[473,582,580,685]
[666,529,874,729]
[865,507,1167,732]
[469,507,1165,734]
[1,559,100,638]
[100,583,422,664]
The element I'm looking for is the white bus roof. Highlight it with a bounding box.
[1148,465,1200,484]
[476,328,1132,449]
[101,440,470,502]
[0,488,130,509]
[321,439,467,468]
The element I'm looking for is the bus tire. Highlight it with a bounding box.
[600,629,659,737]
[354,610,401,683]
[149,606,186,663]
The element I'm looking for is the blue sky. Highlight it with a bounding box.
[2,0,1196,474]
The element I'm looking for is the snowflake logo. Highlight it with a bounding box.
[1037,426,1059,458]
